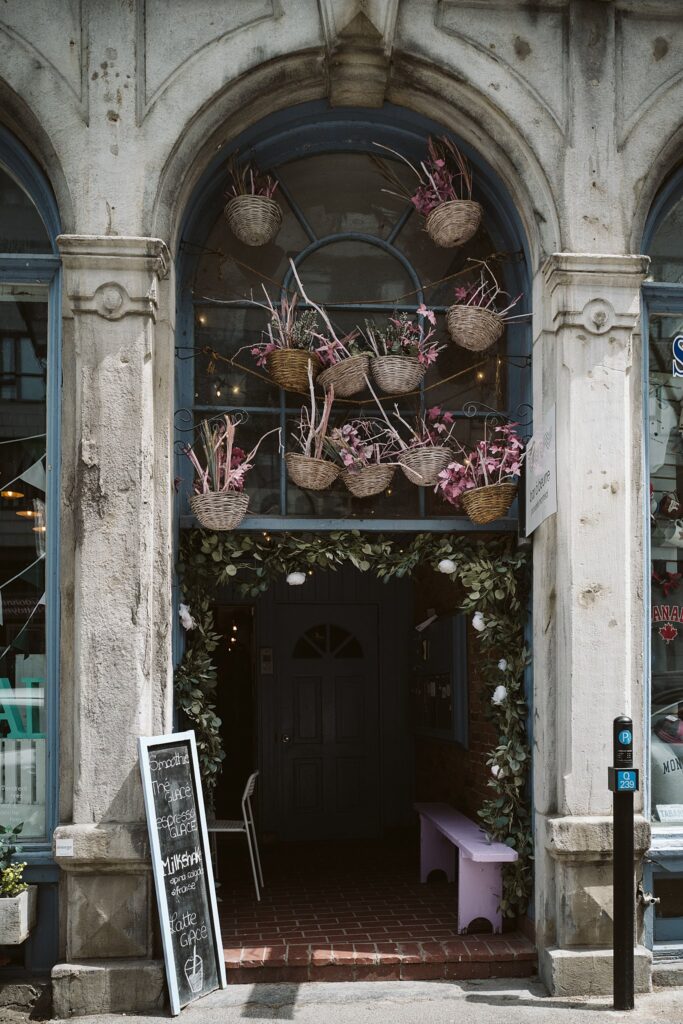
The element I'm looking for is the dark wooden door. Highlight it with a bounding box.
[276,604,379,840]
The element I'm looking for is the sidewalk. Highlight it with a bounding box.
[6,979,681,1024]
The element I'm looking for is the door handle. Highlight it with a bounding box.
[282,734,291,744]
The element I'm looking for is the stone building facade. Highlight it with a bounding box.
[1,0,683,1015]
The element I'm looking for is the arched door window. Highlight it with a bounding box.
[177,104,531,527]
[0,129,61,846]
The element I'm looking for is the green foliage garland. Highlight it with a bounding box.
[176,529,531,916]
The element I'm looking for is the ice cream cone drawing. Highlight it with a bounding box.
[184,945,203,994]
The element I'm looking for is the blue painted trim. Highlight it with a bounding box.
[0,125,61,252]
[642,165,683,254]
[178,514,518,533]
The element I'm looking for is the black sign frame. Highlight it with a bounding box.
[139,731,226,1015]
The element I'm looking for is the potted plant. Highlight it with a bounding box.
[373,135,482,247]
[0,823,36,945]
[326,419,399,498]
[183,414,279,530]
[289,261,370,397]
[249,289,320,392]
[224,154,282,247]
[437,421,526,524]
[286,368,339,490]
[446,263,523,351]
[364,306,443,395]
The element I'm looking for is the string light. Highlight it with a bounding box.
[16,510,38,519]
[1,490,24,499]
[197,313,207,326]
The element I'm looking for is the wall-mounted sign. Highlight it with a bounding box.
[525,405,557,536]
[138,731,226,1016]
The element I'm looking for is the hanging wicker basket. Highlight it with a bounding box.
[398,446,453,487]
[190,491,249,531]
[460,482,518,525]
[425,200,483,248]
[318,354,370,398]
[371,355,426,395]
[446,305,504,352]
[285,452,340,491]
[341,464,395,498]
[266,350,321,393]
[224,195,282,247]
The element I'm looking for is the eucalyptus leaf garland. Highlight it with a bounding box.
[176,529,531,917]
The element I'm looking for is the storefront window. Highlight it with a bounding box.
[0,171,53,839]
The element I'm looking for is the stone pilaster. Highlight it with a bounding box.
[532,253,652,994]
[51,236,174,1015]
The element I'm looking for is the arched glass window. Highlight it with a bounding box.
[0,130,60,847]
[177,104,530,528]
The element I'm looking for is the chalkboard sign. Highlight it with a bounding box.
[139,732,226,1015]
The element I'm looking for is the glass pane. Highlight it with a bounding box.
[649,195,683,283]
[297,239,413,305]
[334,635,362,659]
[0,167,50,254]
[0,291,48,838]
[276,153,413,240]
[292,635,321,659]
[194,307,280,408]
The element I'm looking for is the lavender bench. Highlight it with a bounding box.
[415,802,518,934]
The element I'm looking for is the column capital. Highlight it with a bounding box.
[57,235,171,321]
[540,252,650,337]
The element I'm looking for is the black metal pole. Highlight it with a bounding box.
[612,715,635,1011]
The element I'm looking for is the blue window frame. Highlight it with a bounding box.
[175,102,531,534]
[643,163,683,952]
[0,126,61,869]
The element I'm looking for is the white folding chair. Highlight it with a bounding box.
[208,771,264,900]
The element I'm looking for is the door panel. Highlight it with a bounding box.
[277,604,379,839]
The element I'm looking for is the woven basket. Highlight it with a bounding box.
[460,482,518,525]
[342,464,395,498]
[285,452,340,491]
[371,356,426,395]
[224,195,282,247]
[318,354,370,398]
[425,200,483,248]
[398,446,453,487]
[190,491,249,530]
[446,305,504,352]
[266,349,320,393]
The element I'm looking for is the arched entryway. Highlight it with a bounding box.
[174,101,535,981]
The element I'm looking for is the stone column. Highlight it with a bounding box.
[51,237,175,1016]
[532,253,651,995]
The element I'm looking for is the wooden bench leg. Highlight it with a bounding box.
[457,856,503,934]
[419,814,455,883]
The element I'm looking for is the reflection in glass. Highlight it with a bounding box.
[0,292,48,837]
[649,196,683,284]
[0,169,50,254]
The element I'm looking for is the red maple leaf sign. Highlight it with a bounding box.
[659,623,678,644]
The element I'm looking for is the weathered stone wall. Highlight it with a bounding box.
[0,0,681,1011]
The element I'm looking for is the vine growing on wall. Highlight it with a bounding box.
[176,529,531,917]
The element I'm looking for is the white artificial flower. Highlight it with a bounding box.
[492,685,508,706]
[286,571,306,586]
[491,764,501,779]
[438,558,456,574]
[498,658,508,672]
[178,603,196,631]
[472,611,485,632]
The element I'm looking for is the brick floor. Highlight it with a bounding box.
[217,838,536,983]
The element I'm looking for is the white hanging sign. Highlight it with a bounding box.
[525,405,557,536]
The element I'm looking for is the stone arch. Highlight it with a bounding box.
[150,51,559,267]
[631,123,683,254]
[0,75,73,236]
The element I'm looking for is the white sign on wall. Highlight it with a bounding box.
[525,405,557,536]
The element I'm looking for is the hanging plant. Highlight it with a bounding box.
[446,262,523,352]
[224,153,282,247]
[249,289,321,392]
[363,306,443,395]
[325,419,400,498]
[183,414,279,530]
[372,136,482,247]
[285,366,339,490]
[176,530,532,916]
[437,422,526,525]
